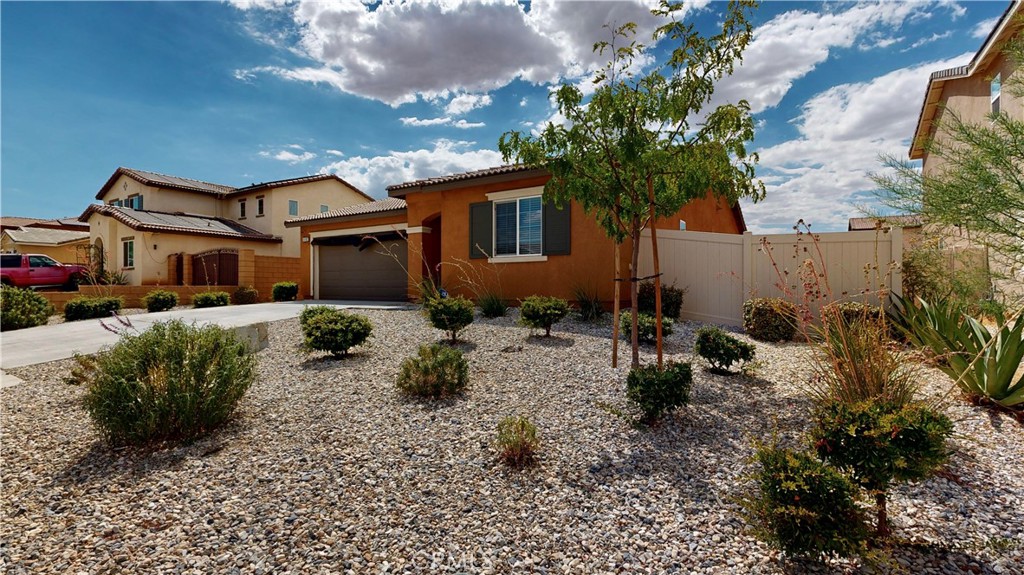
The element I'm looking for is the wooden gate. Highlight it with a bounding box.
[192,249,238,286]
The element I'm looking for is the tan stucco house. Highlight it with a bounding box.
[80,167,372,296]
[0,217,90,263]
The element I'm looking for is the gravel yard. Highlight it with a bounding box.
[2,309,1022,574]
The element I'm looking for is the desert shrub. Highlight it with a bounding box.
[902,239,994,314]
[638,281,687,319]
[478,292,507,318]
[64,296,123,322]
[742,444,868,559]
[193,291,230,308]
[620,311,674,344]
[272,281,299,302]
[396,343,469,398]
[77,320,257,445]
[232,285,259,305]
[519,295,570,337]
[822,301,881,329]
[495,415,539,467]
[142,289,178,313]
[417,279,443,311]
[811,398,953,535]
[301,308,372,357]
[626,361,692,423]
[573,285,604,322]
[0,286,53,331]
[743,298,797,342]
[694,326,755,374]
[428,296,475,342]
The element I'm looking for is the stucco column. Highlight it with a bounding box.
[181,253,192,286]
[405,230,425,301]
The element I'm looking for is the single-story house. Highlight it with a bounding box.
[286,165,746,304]
[0,226,91,263]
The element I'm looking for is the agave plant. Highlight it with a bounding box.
[892,295,1024,407]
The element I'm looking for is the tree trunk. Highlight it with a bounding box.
[647,176,663,370]
[612,242,621,368]
[875,492,890,538]
[630,219,642,369]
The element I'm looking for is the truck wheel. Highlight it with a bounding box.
[63,275,80,291]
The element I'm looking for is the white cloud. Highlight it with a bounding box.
[445,93,492,116]
[317,139,503,198]
[519,97,528,107]
[325,149,345,157]
[744,53,972,233]
[287,143,305,150]
[972,17,999,39]
[452,119,485,129]
[260,149,317,164]
[904,31,953,51]
[400,116,452,127]
[232,0,690,106]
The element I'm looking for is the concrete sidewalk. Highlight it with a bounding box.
[0,300,412,371]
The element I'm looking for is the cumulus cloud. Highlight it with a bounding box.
[231,0,689,106]
[317,139,503,198]
[744,53,972,233]
[260,149,317,164]
[445,93,492,116]
[972,17,1000,39]
[399,116,485,129]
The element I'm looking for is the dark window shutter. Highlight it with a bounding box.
[469,201,493,259]
[542,201,570,255]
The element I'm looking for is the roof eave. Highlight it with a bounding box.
[284,207,407,228]
[387,167,549,197]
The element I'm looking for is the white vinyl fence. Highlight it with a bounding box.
[639,228,903,326]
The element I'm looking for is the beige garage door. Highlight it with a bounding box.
[318,239,408,301]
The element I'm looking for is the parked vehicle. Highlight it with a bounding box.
[0,253,87,290]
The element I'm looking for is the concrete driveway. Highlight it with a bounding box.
[0,300,412,372]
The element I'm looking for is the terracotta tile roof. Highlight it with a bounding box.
[848,215,924,231]
[284,198,407,227]
[96,168,370,201]
[79,205,282,243]
[28,217,90,231]
[2,227,90,246]
[0,216,47,229]
[228,174,372,200]
[386,164,543,194]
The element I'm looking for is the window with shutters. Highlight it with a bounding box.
[470,193,569,261]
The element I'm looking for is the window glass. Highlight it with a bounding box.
[122,240,134,268]
[288,200,298,216]
[1,255,21,267]
[992,73,1002,114]
[29,255,56,267]
[257,197,265,216]
[494,201,517,256]
[240,200,246,218]
[518,196,542,255]
[321,205,329,213]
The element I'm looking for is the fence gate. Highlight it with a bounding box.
[192,249,238,286]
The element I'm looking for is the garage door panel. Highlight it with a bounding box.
[319,242,408,301]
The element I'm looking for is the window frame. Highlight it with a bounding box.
[288,200,298,217]
[256,196,265,217]
[991,73,1002,115]
[492,195,543,257]
[121,237,135,269]
[239,198,247,219]
[320,204,330,213]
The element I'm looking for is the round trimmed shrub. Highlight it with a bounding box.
[0,286,53,331]
[142,289,178,313]
[638,281,687,319]
[428,296,474,342]
[78,320,257,445]
[299,305,336,329]
[742,298,798,342]
[519,295,570,336]
[272,281,299,302]
[232,285,259,305]
[396,343,469,398]
[192,291,230,308]
[626,361,692,423]
[620,311,674,344]
[694,325,755,374]
[301,308,372,357]
[64,296,123,322]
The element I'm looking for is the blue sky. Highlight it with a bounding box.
[0,0,1009,232]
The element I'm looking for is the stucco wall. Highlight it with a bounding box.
[101,175,223,216]
[265,180,372,257]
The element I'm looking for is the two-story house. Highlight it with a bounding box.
[910,0,1024,297]
[79,167,372,295]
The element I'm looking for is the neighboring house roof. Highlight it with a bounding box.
[387,164,545,195]
[79,205,282,243]
[910,0,1022,159]
[848,215,924,231]
[0,216,46,230]
[284,198,407,228]
[96,167,372,202]
[28,217,90,231]
[2,227,90,246]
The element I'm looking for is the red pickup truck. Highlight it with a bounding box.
[0,254,88,290]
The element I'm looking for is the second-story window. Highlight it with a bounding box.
[257,196,265,216]
[239,199,246,218]
[289,200,298,216]
[320,204,329,213]
[992,73,1002,115]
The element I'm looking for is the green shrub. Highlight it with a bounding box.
[811,398,953,534]
[193,291,230,308]
[822,301,881,329]
[743,298,797,342]
[694,326,755,374]
[232,285,259,305]
[141,289,178,313]
[478,292,507,318]
[573,285,604,322]
[620,311,674,344]
[495,415,539,467]
[626,361,692,423]
[76,320,257,445]
[301,308,372,357]
[519,295,570,337]
[0,286,53,331]
[638,281,687,319]
[64,296,123,322]
[271,281,299,302]
[428,296,475,342]
[396,343,469,398]
[299,305,336,329]
[743,444,868,558]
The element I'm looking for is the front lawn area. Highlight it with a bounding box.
[2,309,1022,574]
